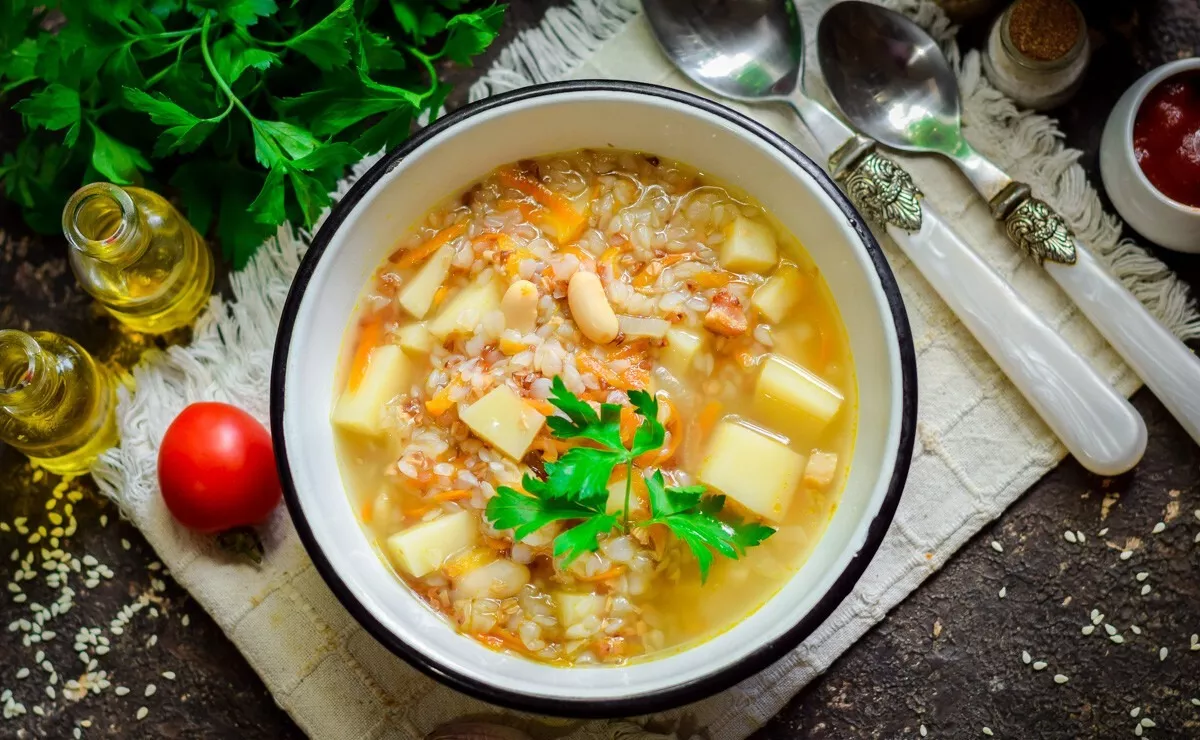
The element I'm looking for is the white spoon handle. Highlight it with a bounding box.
[1045,244,1200,446]
[885,207,1147,475]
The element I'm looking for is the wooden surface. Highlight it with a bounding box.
[0,1,1197,737]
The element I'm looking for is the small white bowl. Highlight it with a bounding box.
[1100,58,1200,253]
[271,81,917,716]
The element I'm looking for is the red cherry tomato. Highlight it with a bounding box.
[157,402,282,533]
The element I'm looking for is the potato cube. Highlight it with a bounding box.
[720,216,778,274]
[428,273,502,339]
[459,385,546,460]
[697,421,805,523]
[397,322,434,356]
[751,264,803,323]
[662,328,704,376]
[397,245,455,319]
[386,511,478,578]
[554,591,607,627]
[617,315,670,340]
[332,345,411,436]
[754,354,844,433]
[804,450,839,489]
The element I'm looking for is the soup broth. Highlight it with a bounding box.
[334,149,856,665]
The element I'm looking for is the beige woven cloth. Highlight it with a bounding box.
[93,1,1199,738]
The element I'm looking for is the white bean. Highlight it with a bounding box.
[452,560,530,600]
[567,270,619,343]
[501,279,539,333]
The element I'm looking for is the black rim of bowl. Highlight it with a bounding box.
[270,79,917,719]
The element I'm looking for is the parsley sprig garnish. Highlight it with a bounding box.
[486,377,776,581]
[0,0,505,267]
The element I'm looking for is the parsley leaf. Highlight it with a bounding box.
[283,0,356,71]
[483,377,776,578]
[88,123,151,185]
[12,83,79,133]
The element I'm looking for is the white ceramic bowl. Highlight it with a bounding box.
[271,81,916,716]
[1100,58,1200,253]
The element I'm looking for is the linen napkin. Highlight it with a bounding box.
[93,1,1200,738]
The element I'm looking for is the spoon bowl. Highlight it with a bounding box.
[817,1,965,156]
[642,0,803,102]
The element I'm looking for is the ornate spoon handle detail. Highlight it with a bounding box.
[829,136,923,233]
[989,182,1076,265]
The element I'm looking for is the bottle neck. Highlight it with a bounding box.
[0,330,60,415]
[62,183,148,265]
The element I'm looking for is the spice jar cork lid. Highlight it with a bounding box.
[1002,0,1087,67]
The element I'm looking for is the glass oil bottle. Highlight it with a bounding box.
[63,183,214,334]
[0,329,118,475]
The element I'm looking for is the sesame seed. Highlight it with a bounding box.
[115,686,129,696]
[1105,624,1117,636]
[181,615,190,627]
[144,684,156,697]
[162,671,176,680]
[1130,625,1142,635]
[1053,674,1069,684]
[1098,527,1108,536]
[1076,530,1085,542]
[33,705,44,716]
[45,686,55,699]
[121,539,131,550]
[1141,718,1155,728]
[1136,572,1149,582]
[81,720,92,728]
[73,729,81,740]
[16,667,29,679]
[998,587,1007,599]
[1140,585,1151,596]
[1064,530,1077,543]
[1195,532,1200,544]
[991,541,1003,553]
[1092,611,1105,625]
[1111,635,1125,644]
[920,725,927,737]
[1191,698,1199,706]
[1131,707,1141,717]
[1159,647,1168,661]
[1120,550,1133,561]
[1032,661,1047,670]
[1151,522,1165,534]
[1022,651,1031,664]
[136,707,148,720]
[1135,725,1143,737]
[983,729,993,737]
[147,635,158,648]
[1081,625,1095,635]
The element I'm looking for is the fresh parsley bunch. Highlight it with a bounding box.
[487,378,776,582]
[0,0,504,267]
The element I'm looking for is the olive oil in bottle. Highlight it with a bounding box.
[63,183,214,334]
[0,330,118,475]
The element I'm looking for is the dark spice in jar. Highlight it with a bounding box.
[1008,0,1081,62]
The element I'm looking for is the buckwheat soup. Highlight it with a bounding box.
[332,149,856,666]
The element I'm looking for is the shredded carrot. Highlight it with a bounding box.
[559,244,594,266]
[577,566,625,582]
[487,629,529,651]
[619,405,638,447]
[403,505,432,519]
[360,501,374,523]
[609,340,649,361]
[431,488,471,502]
[690,270,732,289]
[475,634,508,651]
[497,169,586,243]
[576,352,632,390]
[443,547,494,579]
[347,318,384,391]
[697,401,723,439]
[425,383,458,416]
[504,247,537,278]
[598,246,622,277]
[392,222,467,269]
[632,254,690,288]
[430,285,449,311]
[496,197,546,222]
[527,398,558,417]
[483,536,511,551]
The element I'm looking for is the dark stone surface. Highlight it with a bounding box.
[0,1,1197,738]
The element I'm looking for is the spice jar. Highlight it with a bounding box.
[982,0,1090,111]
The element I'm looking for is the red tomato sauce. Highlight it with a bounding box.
[1133,70,1200,208]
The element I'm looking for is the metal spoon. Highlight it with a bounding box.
[818,0,1200,448]
[643,0,1146,474]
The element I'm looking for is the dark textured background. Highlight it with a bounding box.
[1,1,1198,737]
